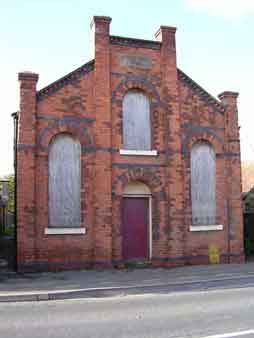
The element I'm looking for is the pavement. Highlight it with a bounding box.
[1,262,254,302]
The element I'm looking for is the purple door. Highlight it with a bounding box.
[122,198,149,260]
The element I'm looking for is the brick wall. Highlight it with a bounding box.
[16,16,244,271]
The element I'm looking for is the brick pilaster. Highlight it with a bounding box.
[155,26,184,259]
[91,16,113,265]
[17,71,38,270]
[218,91,244,262]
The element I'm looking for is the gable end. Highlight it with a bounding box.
[37,60,94,101]
[178,68,225,114]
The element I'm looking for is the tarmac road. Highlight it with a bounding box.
[1,284,254,338]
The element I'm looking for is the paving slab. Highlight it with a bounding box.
[1,263,254,302]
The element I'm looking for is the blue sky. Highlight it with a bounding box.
[1,0,254,175]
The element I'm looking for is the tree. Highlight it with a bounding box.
[1,174,14,213]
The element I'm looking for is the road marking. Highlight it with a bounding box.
[201,330,254,338]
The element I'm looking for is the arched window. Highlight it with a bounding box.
[123,90,151,150]
[48,133,81,227]
[191,141,216,225]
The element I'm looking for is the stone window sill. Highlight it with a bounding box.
[119,149,158,156]
[189,225,223,232]
[44,228,86,235]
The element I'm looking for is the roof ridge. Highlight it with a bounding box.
[37,60,94,101]
[177,68,225,113]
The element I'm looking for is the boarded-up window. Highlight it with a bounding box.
[191,141,216,225]
[48,133,81,227]
[123,90,151,150]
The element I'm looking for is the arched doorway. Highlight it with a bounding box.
[122,181,152,261]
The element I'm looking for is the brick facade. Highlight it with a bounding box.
[16,16,244,271]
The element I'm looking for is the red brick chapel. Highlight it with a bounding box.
[16,16,244,271]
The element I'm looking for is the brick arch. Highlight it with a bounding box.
[48,131,80,148]
[112,168,163,196]
[112,77,161,107]
[37,118,93,151]
[182,130,224,155]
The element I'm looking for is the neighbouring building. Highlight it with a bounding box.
[243,188,254,258]
[0,180,8,234]
[16,16,244,271]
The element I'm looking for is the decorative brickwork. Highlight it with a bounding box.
[16,17,244,271]
[37,117,94,151]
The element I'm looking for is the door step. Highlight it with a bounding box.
[124,260,152,269]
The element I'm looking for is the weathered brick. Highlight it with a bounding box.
[16,17,244,272]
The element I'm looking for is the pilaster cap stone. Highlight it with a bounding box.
[18,71,39,83]
[154,25,177,41]
[218,91,239,101]
[90,16,112,30]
